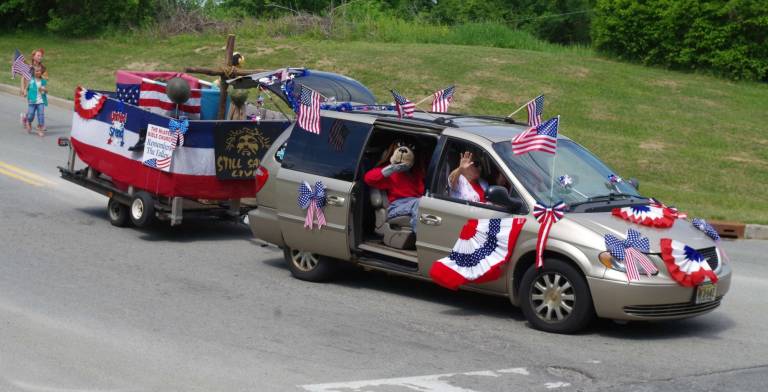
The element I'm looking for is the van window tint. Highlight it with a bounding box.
[281,117,371,181]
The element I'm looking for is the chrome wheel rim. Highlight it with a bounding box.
[530,272,575,323]
[291,249,319,272]
[131,199,144,220]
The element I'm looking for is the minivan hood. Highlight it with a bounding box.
[565,212,717,252]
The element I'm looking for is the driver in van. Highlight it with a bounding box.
[448,151,489,203]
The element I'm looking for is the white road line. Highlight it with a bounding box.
[545,381,572,389]
[300,367,532,392]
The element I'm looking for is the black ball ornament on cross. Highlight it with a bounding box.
[166,77,191,105]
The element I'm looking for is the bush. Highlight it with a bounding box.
[592,0,768,81]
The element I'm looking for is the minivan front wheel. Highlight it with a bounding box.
[519,258,595,334]
[284,247,336,282]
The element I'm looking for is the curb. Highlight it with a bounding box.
[0,82,73,110]
[746,224,768,240]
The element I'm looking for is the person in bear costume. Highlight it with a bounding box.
[364,141,424,231]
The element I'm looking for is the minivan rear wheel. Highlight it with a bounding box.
[519,258,595,334]
[284,247,336,282]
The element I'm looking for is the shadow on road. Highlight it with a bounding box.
[591,312,735,339]
[261,257,524,322]
[75,207,252,242]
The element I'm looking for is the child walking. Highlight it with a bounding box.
[23,65,48,136]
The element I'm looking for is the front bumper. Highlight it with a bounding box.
[588,263,732,321]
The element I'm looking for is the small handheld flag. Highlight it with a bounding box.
[527,94,544,126]
[431,85,455,113]
[512,116,559,155]
[297,85,321,134]
[12,49,31,81]
[391,90,415,119]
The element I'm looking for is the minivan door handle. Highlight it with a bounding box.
[419,214,442,226]
[327,195,345,207]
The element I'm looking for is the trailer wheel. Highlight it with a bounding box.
[107,198,129,227]
[129,191,155,227]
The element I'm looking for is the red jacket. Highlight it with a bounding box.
[364,166,425,203]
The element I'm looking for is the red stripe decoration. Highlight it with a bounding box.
[660,238,718,287]
[74,86,107,119]
[532,202,566,268]
[430,217,526,290]
[71,138,262,199]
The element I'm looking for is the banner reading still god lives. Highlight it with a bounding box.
[142,124,177,172]
[213,121,288,180]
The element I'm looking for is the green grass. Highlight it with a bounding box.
[3,31,767,224]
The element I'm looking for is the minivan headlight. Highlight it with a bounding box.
[598,251,660,276]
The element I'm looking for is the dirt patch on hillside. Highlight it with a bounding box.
[124,62,161,71]
[639,140,668,152]
[649,79,681,89]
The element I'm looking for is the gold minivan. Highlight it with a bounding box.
[247,108,731,334]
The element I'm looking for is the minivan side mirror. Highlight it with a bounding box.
[486,185,524,212]
[628,177,640,190]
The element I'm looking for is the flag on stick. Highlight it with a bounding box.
[12,49,31,81]
[297,85,321,134]
[512,116,559,155]
[431,85,455,113]
[391,90,415,119]
[527,94,544,126]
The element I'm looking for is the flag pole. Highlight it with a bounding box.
[548,115,561,204]
[507,97,533,118]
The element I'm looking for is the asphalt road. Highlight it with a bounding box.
[1,90,767,392]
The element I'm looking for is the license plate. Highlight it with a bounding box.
[695,283,717,304]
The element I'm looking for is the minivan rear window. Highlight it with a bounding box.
[281,117,372,181]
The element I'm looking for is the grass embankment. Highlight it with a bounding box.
[2,31,767,224]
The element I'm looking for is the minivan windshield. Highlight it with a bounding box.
[493,139,642,206]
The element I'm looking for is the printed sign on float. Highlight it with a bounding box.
[142,124,177,172]
[213,121,286,180]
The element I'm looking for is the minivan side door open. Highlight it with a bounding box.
[276,116,373,260]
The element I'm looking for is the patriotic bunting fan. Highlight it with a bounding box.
[533,201,566,268]
[612,205,676,228]
[604,229,659,282]
[74,86,107,119]
[430,218,526,290]
[660,239,718,287]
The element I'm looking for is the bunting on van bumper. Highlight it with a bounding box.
[430,217,526,290]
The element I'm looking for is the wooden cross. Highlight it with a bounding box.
[184,34,266,120]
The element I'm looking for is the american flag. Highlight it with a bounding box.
[143,157,171,170]
[139,79,201,119]
[328,119,349,151]
[391,90,415,118]
[297,85,321,134]
[527,94,544,126]
[511,116,559,155]
[116,84,140,105]
[11,49,31,81]
[431,85,455,113]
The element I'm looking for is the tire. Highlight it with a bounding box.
[519,258,595,334]
[129,191,156,227]
[283,247,336,282]
[107,198,129,227]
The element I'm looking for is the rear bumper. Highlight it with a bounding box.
[588,264,732,321]
[247,206,284,247]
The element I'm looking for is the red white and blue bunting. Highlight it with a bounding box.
[612,205,676,228]
[660,238,719,287]
[297,181,326,230]
[604,229,659,282]
[74,86,107,119]
[533,201,566,268]
[430,217,526,290]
